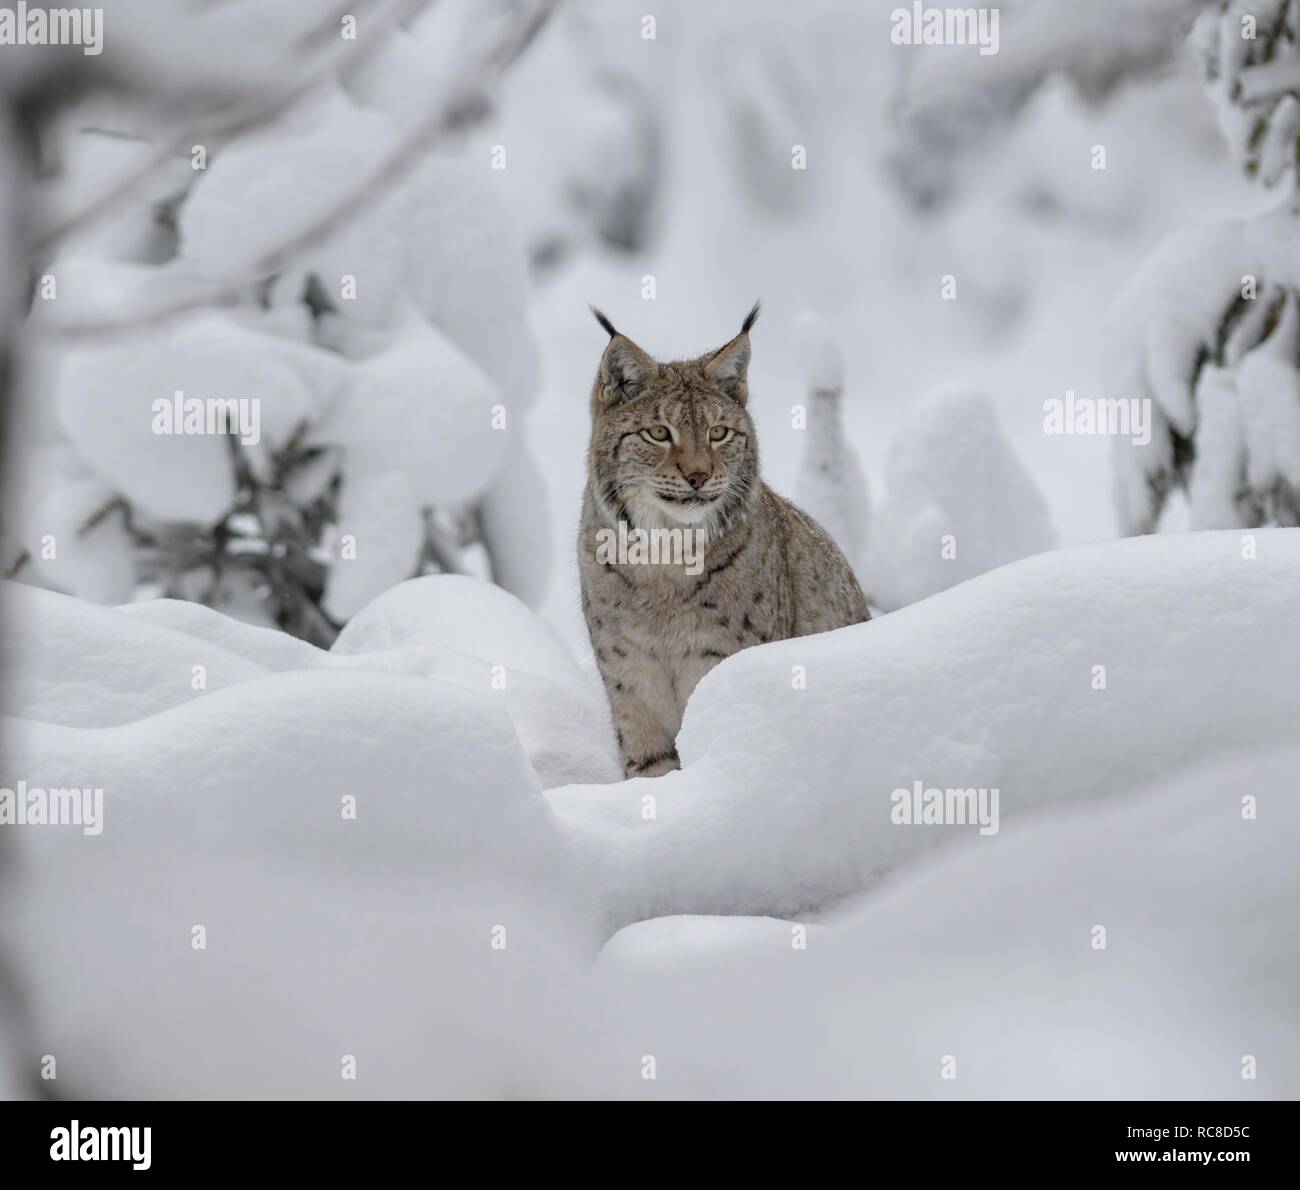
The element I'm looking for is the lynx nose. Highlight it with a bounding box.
[682,469,710,491]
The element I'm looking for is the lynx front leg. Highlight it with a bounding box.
[598,651,682,778]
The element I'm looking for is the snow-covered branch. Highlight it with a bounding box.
[1238,54,1300,103]
[40,0,557,342]
[32,0,437,256]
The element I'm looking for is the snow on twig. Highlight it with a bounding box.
[43,0,558,343]
[32,0,436,256]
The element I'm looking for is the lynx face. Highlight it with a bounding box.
[587,311,761,539]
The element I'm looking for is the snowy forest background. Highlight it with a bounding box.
[1,0,1298,1099]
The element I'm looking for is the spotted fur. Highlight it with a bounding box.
[579,307,869,778]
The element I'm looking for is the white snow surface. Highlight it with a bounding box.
[3,529,1298,1097]
[4,575,618,790]
[1,581,266,727]
[588,740,1300,1098]
[331,574,586,692]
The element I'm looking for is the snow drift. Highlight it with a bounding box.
[588,740,1300,1098]
[2,528,1297,1097]
[549,528,1299,928]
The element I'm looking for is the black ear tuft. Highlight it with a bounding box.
[590,305,618,338]
[741,300,761,335]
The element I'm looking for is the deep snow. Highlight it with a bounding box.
[3,529,1297,1097]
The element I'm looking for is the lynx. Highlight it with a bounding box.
[578,303,869,779]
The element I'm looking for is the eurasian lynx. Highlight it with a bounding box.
[578,304,869,778]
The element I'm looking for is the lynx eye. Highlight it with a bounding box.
[642,425,671,443]
[708,425,732,443]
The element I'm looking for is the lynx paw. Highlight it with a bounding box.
[623,750,681,779]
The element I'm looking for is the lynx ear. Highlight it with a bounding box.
[705,301,759,405]
[705,334,752,405]
[599,334,658,406]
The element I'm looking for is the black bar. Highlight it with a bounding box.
[1,1100,1295,1176]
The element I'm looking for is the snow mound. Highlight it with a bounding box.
[116,597,328,672]
[5,576,618,789]
[3,670,588,1097]
[333,574,586,691]
[327,573,620,785]
[325,648,620,789]
[584,741,1300,1098]
[1,582,266,727]
[597,914,831,975]
[548,529,1300,929]
[4,532,1298,1097]
[869,384,1056,608]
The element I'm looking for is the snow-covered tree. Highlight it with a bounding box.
[1110,0,1300,532]
[868,385,1055,610]
[2,0,556,644]
[792,311,870,576]
[889,0,1217,211]
[890,0,1300,533]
